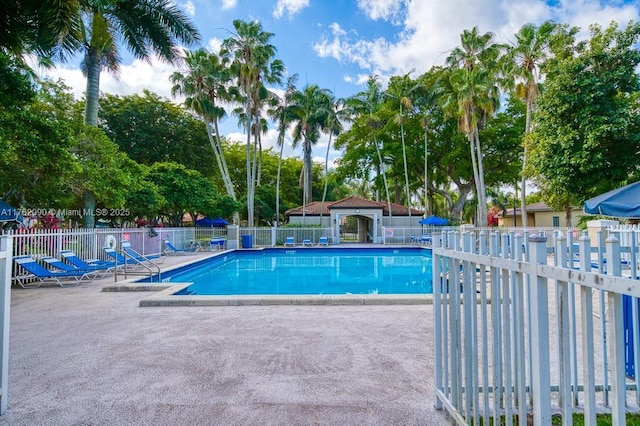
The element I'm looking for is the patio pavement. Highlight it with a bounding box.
[1,252,450,425]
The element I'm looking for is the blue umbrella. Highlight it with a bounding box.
[419,215,448,226]
[584,181,640,218]
[196,217,229,227]
[0,200,22,223]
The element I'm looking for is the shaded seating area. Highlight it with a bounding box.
[13,255,93,288]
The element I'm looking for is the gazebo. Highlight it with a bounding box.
[285,195,423,243]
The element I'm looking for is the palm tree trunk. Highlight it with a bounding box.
[474,127,488,227]
[303,139,312,205]
[520,96,533,227]
[251,118,259,223]
[400,120,411,223]
[245,101,253,227]
[275,135,285,227]
[320,131,333,225]
[83,50,101,126]
[373,137,392,219]
[467,129,482,225]
[82,49,101,228]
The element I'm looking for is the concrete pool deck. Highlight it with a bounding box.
[1,250,450,425]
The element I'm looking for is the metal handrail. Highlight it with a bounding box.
[118,247,161,282]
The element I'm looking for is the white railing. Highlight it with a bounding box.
[239,227,334,247]
[6,227,226,281]
[0,235,12,415]
[433,229,640,425]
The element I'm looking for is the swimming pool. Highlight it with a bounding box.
[152,247,432,296]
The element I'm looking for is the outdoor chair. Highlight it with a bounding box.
[13,255,92,288]
[318,237,329,246]
[60,250,118,276]
[60,250,116,269]
[421,234,432,245]
[121,241,165,263]
[163,239,198,256]
[209,238,226,251]
[103,247,146,269]
[284,237,295,247]
[41,256,105,278]
[302,239,313,246]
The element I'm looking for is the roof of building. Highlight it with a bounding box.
[285,195,423,217]
[496,201,583,217]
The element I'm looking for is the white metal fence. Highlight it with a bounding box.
[433,229,640,425]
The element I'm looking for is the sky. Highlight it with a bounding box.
[39,0,640,168]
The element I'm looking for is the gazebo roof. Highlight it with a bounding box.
[285,195,423,217]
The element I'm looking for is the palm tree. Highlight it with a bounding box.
[342,76,393,219]
[289,84,334,205]
[222,19,284,226]
[319,95,344,225]
[440,27,504,227]
[385,72,420,223]
[170,48,238,222]
[0,0,82,62]
[269,74,299,227]
[60,0,200,227]
[505,21,556,226]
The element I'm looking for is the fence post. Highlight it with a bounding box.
[0,236,13,415]
[606,235,626,426]
[579,231,597,425]
[529,233,551,425]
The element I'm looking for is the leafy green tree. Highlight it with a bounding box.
[147,162,227,226]
[71,126,140,215]
[99,91,212,175]
[0,60,77,207]
[529,21,640,222]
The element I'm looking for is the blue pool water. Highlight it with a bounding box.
[156,247,432,296]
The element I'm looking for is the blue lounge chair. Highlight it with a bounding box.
[284,237,295,247]
[121,241,164,263]
[318,236,329,246]
[302,239,313,246]
[60,250,116,269]
[59,250,118,277]
[41,256,104,277]
[163,239,198,256]
[421,234,432,245]
[13,255,92,288]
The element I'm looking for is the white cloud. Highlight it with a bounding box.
[273,0,310,19]
[315,0,640,83]
[182,0,196,16]
[206,37,223,53]
[221,0,237,10]
[39,56,184,102]
[357,0,404,22]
